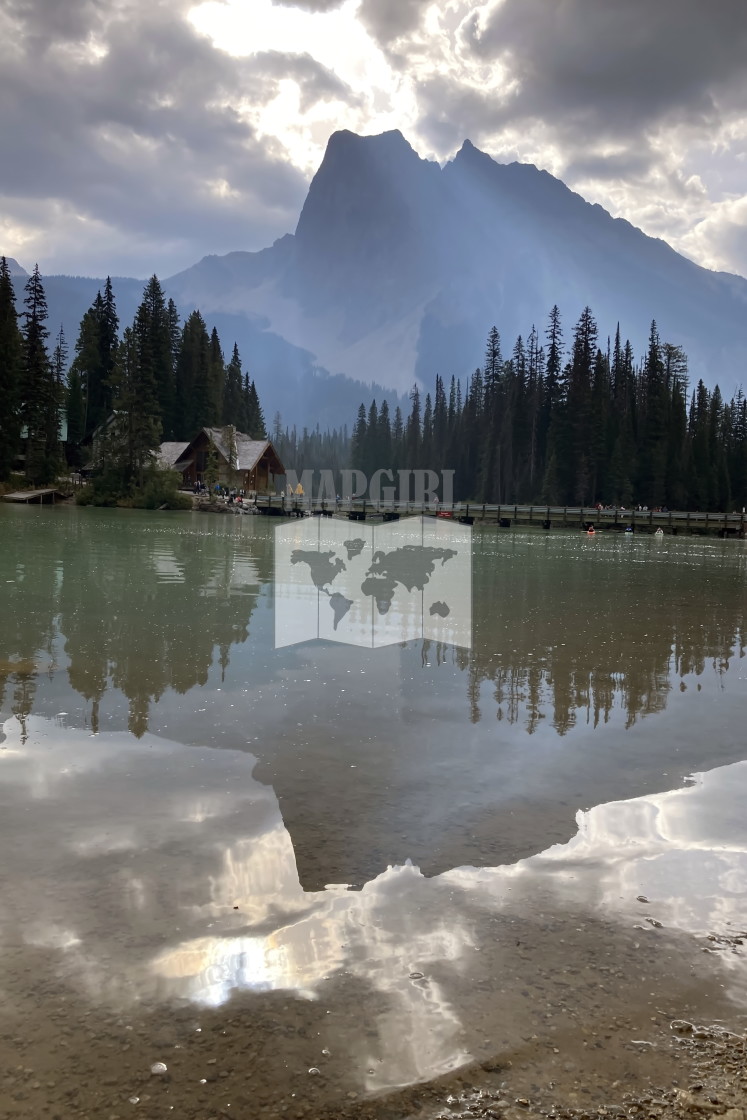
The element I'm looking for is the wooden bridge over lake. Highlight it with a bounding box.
[253,495,746,536]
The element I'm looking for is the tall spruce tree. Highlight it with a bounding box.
[109,325,162,488]
[134,277,174,438]
[208,327,225,425]
[99,277,119,418]
[175,309,211,435]
[246,380,266,438]
[351,404,367,471]
[21,265,61,484]
[639,320,668,505]
[66,367,85,466]
[70,304,102,441]
[405,384,421,473]
[0,256,23,479]
[222,343,243,426]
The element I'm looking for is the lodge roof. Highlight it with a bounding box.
[156,441,190,468]
[175,427,285,476]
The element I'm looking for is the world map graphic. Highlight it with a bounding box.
[274,517,472,649]
[290,542,458,630]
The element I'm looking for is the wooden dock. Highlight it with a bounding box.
[253,496,746,536]
[3,489,67,504]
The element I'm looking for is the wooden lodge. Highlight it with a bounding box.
[168,427,285,493]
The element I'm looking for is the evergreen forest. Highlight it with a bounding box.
[0,258,265,491]
[348,309,747,510]
[2,256,746,511]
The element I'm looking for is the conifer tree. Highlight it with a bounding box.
[421,393,434,471]
[69,305,101,441]
[109,325,161,489]
[0,256,23,479]
[134,276,173,438]
[246,380,266,438]
[222,344,243,426]
[567,307,597,503]
[175,310,212,435]
[392,405,404,473]
[21,265,61,484]
[405,384,421,473]
[66,368,85,466]
[378,399,392,466]
[639,320,668,505]
[432,375,447,472]
[351,404,367,471]
[208,327,225,425]
[360,399,377,476]
[100,276,119,400]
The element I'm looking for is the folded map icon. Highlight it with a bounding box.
[274,516,472,649]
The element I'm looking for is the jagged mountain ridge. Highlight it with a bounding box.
[169,129,747,396]
[9,129,747,426]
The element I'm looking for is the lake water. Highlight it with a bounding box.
[1,506,746,1119]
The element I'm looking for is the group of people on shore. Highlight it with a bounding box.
[192,480,255,506]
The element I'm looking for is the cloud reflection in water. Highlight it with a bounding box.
[1,717,746,1094]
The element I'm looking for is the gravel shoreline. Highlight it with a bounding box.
[419,1023,747,1120]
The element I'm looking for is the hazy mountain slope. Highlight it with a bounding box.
[422,141,747,389]
[168,129,747,397]
[10,264,403,430]
[4,257,28,277]
[9,128,747,425]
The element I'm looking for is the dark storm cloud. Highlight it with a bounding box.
[469,0,747,136]
[0,0,357,273]
[4,0,105,47]
[358,0,432,45]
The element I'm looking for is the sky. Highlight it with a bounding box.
[2,0,747,281]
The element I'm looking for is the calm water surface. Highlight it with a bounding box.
[1,506,746,1119]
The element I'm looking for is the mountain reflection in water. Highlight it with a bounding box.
[1,717,746,1095]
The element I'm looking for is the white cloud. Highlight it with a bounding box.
[1,0,746,279]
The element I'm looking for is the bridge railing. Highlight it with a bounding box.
[251,494,745,531]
